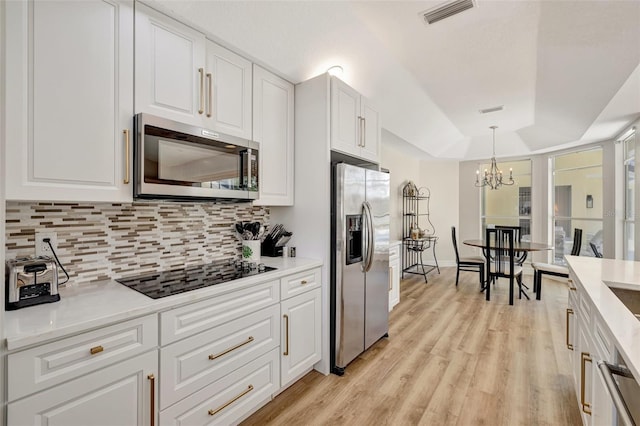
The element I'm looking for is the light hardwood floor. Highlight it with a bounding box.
[242,268,582,426]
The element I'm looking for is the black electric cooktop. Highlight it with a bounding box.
[116,259,276,299]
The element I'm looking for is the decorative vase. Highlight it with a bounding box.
[242,240,261,263]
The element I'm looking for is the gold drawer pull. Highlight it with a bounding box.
[581,352,592,415]
[208,336,254,361]
[148,374,155,426]
[208,385,254,417]
[566,309,574,350]
[90,345,104,355]
[568,279,577,291]
[301,280,308,285]
[283,314,289,356]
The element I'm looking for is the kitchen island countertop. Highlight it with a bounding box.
[566,255,640,381]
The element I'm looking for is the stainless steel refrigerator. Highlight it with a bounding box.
[331,163,390,375]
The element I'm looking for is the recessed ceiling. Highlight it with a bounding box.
[147,0,640,160]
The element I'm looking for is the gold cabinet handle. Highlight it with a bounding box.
[283,314,289,356]
[208,385,253,417]
[568,279,577,291]
[580,352,592,415]
[208,336,254,361]
[90,345,104,355]
[206,72,212,118]
[147,374,155,426]
[300,280,308,285]
[566,309,574,350]
[123,129,130,184]
[198,68,205,114]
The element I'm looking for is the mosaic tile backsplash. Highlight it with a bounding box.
[5,201,269,284]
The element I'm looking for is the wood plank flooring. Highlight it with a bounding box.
[242,268,582,426]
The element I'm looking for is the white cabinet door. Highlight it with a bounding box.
[5,0,133,202]
[577,322,594,426]
[280,288,321,387]
[591,362,615,426]
[253,65,294,206]
[135,2,206,126]
[8,350,158,426]
[205,41,252,138]
[389,256,400,311]
[330,77,361,157]
[361,98,381,163]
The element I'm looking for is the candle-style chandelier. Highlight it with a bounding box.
[475,126,515,190]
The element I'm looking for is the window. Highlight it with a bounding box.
[552,149,603,264]
[481,159,532,238]
[624,131,636,260]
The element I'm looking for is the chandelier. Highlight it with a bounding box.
[475,126,515,190]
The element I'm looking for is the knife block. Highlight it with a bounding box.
[261,241,283,257]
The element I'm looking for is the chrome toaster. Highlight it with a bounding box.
[5,256,60,310]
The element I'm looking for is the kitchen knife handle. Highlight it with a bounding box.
[283,314,289,356]
[123,129,130,184]
[198,68,205,114]
[147,374,155,426]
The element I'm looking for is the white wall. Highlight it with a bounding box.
[419,160,459,266]
[381,130,459,265]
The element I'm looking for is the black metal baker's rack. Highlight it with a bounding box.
[402,182,439,283]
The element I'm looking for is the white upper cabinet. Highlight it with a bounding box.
[134,2,206,126]
[135,4,252,138]
[330,77,381,163]
[5,0,134,202]
[206,41,253,139]
[253,65,294,206]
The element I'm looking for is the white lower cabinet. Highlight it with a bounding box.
[389,243,400,311]
[159,349,279,426]
[567,275,616,426]
[280,287,322,387]
[8,350,158,426]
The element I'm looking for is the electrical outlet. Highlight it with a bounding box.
[35,232,58,258]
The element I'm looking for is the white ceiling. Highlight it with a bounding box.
[149,0,640,160]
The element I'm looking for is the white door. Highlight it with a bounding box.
[8,351,158,426]
[361,98,381,163]
[205,41,252,138]
[253,65,294,206]
[135,2,206,126]
[5,0,133,202]
[330,77,361,157]
[281,288,322,387]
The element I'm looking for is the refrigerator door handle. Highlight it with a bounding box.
[363,201,374,272]
[361,202,368,272]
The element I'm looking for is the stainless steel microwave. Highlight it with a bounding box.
[134,114,259,201]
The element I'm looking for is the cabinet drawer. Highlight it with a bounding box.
[280,267,321,300]
[592,313,613,361]
[160,348,279,426]
[160,280,279,345]
[389,244,399,260]
[578,291,592,324]
[8,314,157,402]
[160,304,280,409]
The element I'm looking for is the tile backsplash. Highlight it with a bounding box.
[5,201,269,284]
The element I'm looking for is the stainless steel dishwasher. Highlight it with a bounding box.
[598,352,640,426]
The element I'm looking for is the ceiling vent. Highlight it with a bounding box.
[421,0,476,25]
[479,105,504,114]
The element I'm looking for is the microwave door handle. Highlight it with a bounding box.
[597,361,636,426]
[247,149,252,191]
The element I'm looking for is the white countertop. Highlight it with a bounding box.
[565,255,640,381]
[4,257,322,352]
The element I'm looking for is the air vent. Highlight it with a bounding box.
[479,105,504,114]
[421,0,476,25]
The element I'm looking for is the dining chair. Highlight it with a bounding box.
[451,226,485,288]
[532,228,583,301]
[590,242,603,258]
[485,227,524,305]
[495,225,527,266]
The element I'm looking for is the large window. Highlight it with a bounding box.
[624,131,636,260]
[552,149,603,264]
[481,159,532,238]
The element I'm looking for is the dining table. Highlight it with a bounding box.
[462,239,552,304]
